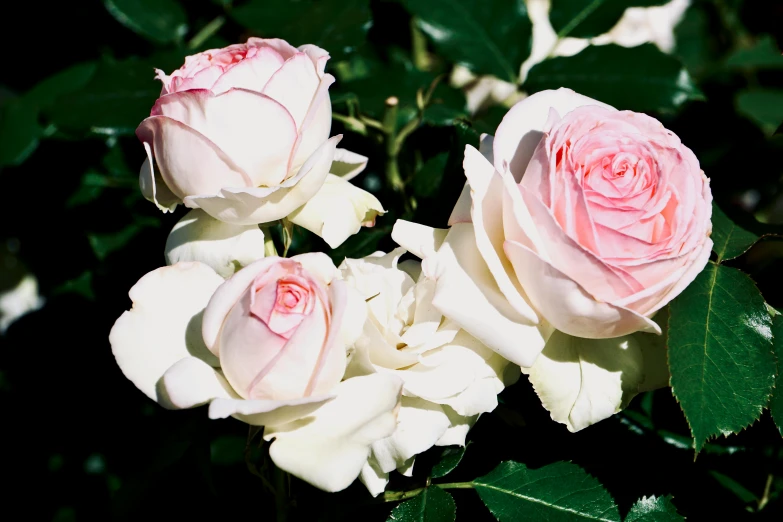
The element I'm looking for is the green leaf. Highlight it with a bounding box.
[24,62,97,110]
[230,0,371,61]
[52,271,96,301]
[708,470,758,505]
[525,44,702,113]
[89,217,159,261]
[402,0,532,82]
[328,226,390,265]
[210,435,246,466]
[668,263,776,452]
[104,0,188,44]
[387,487,456,522]
[736,89,783,134]
[550,0,668,39]
[711,203,759,263]
[430,445,467,479]
[770,315,783,437]
[46,54,184,136]
[473,461,620,521]
[726,35,783,69]
[413,152,449,198]
[0,98,42,166]
[625,495,684,521]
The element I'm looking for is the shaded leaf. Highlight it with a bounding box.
[402,0,532,82]
[473,461,620,521]
[625,495,684,521]
[413,152,449,198]
[550,0,668,39]
[770,315,783,437]
[525,44,702,113]
[736,89,783,133]
[387,487,456,522]
[711,202,759,263]
[0,99,42,166]
[708,471,758,505]
[24,62,98,110]
[668,263,775,452]
[104,0,188,44]
[231,0,371,61]
[430,445,467,479]
[726,35,783,69]
[328,226,391,265]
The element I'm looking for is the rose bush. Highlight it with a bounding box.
[394,88,711,430]
[109,254,403,491]
[338,249,518,495]
[136,37,383,248]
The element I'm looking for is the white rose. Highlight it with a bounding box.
[109,255,402,492]
[339,248,519,495]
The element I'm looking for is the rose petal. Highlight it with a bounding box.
[288,174,385,248]
[298,44,331,76]
[165,209,266,278]
[159,356,236,409]
[210,46,285,94]
[263,373,403,492]
[360,459,389,497]
[263,53,321,129]
[139,141,179,212]
[288,74,335,172]
[330,148,369,180]
[209,394,334,426]
[493,88,612,179]
[248,38,299,60]
[524,329,645,432]
[185,135,340,226]
[391,221,448,260]
[109,262,225,403]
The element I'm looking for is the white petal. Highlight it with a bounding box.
[139,141,179,212]
[165,209,265,278]
[263,53,321,129]
[263,373,403,492]
[525,329,646,432]
[185,136,340,226]
[448,182,472,225]
[330,148,369,180]
[298,43,331,76]
[160,356,235,409]
[426,224,547,367]
[369,397,451,474]
[493,88,613,179]
[109,263,224,403]
[288,174,385,248]
[209,394,334,426]
[360,459,389,497]
[391,220,448,260]
[436,408,477,446]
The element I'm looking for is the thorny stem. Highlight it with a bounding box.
[383,481,475,502]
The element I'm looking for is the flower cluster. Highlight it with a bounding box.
[110,38,711,493]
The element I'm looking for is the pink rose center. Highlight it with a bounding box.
[249,263,316,339]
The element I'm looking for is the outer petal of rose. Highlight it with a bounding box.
[139,141,179,212]
[109,262,225,403]
[369,397,451,474]
[391,220,448,260]
[426,224,547,367]
[137,116,250,200]
[524,329,645,432]
[248,37,299,60]
[504,240,660,338]
[164,209,265,278]
[293,252,341,285]
[448,183,472,225]
[360,459,389,497]
[493,88,612,178]
[263,373,403,492]
[263,53,321,129]
[288,74,335,172]
[464,145,539,323]
[185,136,340,226]
[209,394,335,427]
[435,408,477,446]
[159,356,236,409]
[298,43,330,76]
[329,148,368,180]
[152,89,298,187]
[288,174,385,248]
[210,46,285,94]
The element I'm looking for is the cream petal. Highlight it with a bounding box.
[139,141,179,212]
[109,262,225,403]
[263,373,403,492]
[391,220,448,260]
[435,408,476,446]
[288,74,335,172]
[159,356,236,409]
[210,46,285,94]
[330,148,368,181]
[165,209,265,278]
[448,182,473,225]
[504,240,660,338]
[152,89,298,187]
[426,224,547,367]
[369,397,451,474]
[137,115,249,199]
[360,458,389,497]
[288,174,385,248]
[263,53,321,129]
[298,43,331,76]
[185,136,340,226]
[293,252,341,285]
[524,329,646,432]
[493,88,612,179]
[209,394,334,426]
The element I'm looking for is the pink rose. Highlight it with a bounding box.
[136,38,382,246]
[202,254,356,400]
[393,88,712,367]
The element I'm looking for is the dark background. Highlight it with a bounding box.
[2,0,783,520]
